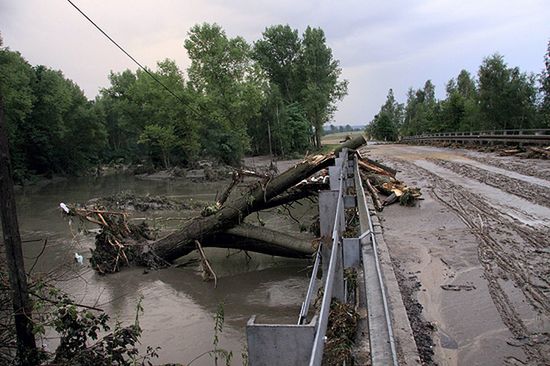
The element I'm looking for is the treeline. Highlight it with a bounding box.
[326,124,362,134]
[367,43,550,141]
[0,23,346,181]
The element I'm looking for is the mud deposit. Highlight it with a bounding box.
[393,263,436,365]
[364,144,550,366]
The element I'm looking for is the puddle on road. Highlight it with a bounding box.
[414,160,550,228]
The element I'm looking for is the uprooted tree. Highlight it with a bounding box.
[64,134,421,274]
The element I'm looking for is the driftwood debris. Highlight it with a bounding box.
[357,156,422,208]
[364,178,384,212]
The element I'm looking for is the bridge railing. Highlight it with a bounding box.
[401,128,550,145]
[246,149,400,365]
[246,150,351,365]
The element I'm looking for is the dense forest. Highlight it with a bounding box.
[367,41,550,141]
[0,24,347,182]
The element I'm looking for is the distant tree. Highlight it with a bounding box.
[456,70,476,99]
[98,59,198,165]
[298,26,348,148]
[439,70,479,132]
[138,124,178,169]
[401,83,434,136]
[366,89,403,141]
[367,89,403,140]
[540,40,550,127]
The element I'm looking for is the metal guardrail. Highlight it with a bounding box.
[402,128,550,145]
[247,149,399,366]
[354,156,399,366]
[308,150,347,365]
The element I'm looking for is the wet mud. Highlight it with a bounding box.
[430,159,550,208]
[364,144,550,366]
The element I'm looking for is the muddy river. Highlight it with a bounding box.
[15,174,311,365]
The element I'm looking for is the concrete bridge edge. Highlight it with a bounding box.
[367,200,422,366]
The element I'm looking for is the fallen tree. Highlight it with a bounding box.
[63,136,366,273]
[142,135,367,263]
[203,223,314,259]
[62,135,428,274]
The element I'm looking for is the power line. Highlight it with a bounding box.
[66,0,189,106]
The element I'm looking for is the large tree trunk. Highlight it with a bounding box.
[142,135,366,262]
[202,223,314,258]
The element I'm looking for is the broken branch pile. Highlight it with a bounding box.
[357,151,422,211]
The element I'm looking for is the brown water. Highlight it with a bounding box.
[15,175,311,365]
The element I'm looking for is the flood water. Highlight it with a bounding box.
[14,174,311,365]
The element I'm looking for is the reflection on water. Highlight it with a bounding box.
[14,175,311,365]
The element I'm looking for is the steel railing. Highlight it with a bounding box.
[248,149,400,365]
[354,156,399,366]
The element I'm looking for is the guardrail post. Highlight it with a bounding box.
[319,190,339,280]
[247,316,318,366]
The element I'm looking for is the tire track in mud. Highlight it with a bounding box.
[390,158,550,365]
[464,154,550,181]
[430,159,550,208]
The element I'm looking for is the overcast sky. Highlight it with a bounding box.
[1,0,549,125]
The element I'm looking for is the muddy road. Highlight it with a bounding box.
[363,144,550,366]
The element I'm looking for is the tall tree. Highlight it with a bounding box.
[367,89,403,141]
[0,48,35,181]
[540,40,550,127]
[298,27,348,148]
[185,23,263,165]
[97,60,198,166]
[439,70,479,132]
[478,54,537,130]
[456,70,476,99]
[253,25,302,102]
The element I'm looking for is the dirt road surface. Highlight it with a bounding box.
[362,144,550,366]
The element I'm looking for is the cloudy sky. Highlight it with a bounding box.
[1,0,549,125]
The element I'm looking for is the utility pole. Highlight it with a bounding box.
[0,95,38,364]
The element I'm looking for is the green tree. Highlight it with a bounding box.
[478,54,537,130]
[97,59,198,165]
[139,124,178,169]
[367,89,403,140]
[0,47,35,180]
[185,23,263,165]
[298,27,348,148]
[439,70,480,132]
[98,70,140,159]
[457,70,476,99]
[253,25,302,102]
[539,40,550,127]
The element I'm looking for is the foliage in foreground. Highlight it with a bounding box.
[0,268,159,366]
